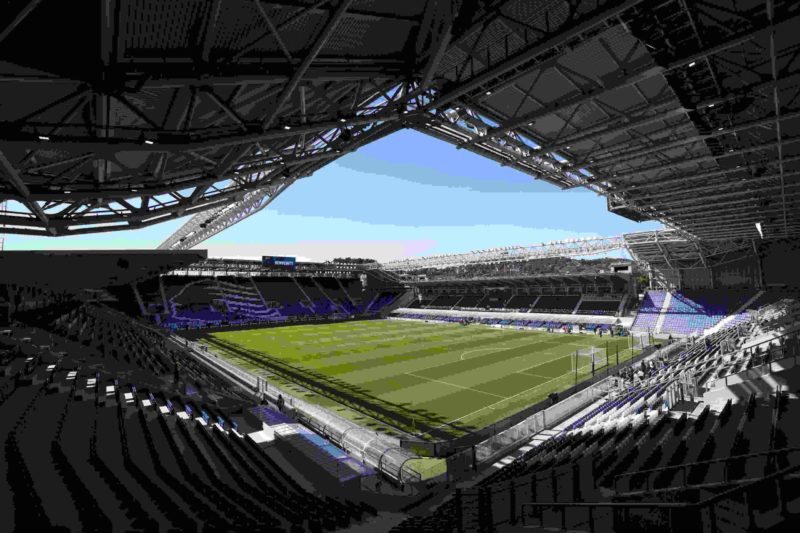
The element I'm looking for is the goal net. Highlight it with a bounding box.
[572,346,608,376]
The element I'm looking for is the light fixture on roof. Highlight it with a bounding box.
[689,61,697,67]
[755,222,764,239]
[283,125,291,130]
[485,90,492,96]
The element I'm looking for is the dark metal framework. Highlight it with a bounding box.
[0,0,798,246]
[411,272,630,291]
[166,257,364,278]
[624,229,756,288]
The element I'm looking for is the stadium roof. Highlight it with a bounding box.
[377,235,624,271]
[0,1,798,245]
[0,250,206,289]
[623,230,754,272]
[409,271,631,287]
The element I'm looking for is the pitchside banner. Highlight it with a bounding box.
[262,256,296,270]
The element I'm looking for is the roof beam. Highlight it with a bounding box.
[418,1,455,92]
[0,149,55,234]
[459,15,788,149]
[581,108,800,169]
[0,106,415,155]
[767,0,789,237]
[201,0,223,63]
[612,150,800,195]
[261,0,355,130]
[252,0,294,64]
[425,0,647,112]
[0,0,43,45]
[515,68,800,165]
[589,136,800,186]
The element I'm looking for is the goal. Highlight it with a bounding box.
[572,346,608,375]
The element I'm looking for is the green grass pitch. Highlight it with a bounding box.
[201,319,638,440]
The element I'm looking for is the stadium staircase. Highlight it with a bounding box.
[653,292,672,334]
[370,290,414,317]
[335,278,359,313]
[311,278,348,315]
[131,283,147,316]
[630,291,667,333]
[633,290,769,337]
[706,291,765,335]
[207,280,281,322]
[291,276,315,313]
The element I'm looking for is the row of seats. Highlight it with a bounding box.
[0,322,378,532]
[149,275,401,330]
[409,292,622,315]
[631,289,774,336]
[391,299,800,531]
[393,311,614,332]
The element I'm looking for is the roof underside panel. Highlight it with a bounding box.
[0,0,798,247]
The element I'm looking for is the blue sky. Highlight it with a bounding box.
[3,129,661,260]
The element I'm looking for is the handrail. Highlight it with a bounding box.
[613,446,800,487]
[705,344,799,391]
[643,328,741,380]
[520,460,800,518]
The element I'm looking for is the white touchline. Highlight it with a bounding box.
[425,378,556,433]
[406,372,508,400]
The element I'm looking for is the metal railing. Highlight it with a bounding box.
[705,329,800,390]
[520,460,800,532]
[612,447,800,493]
[174,334,422,483]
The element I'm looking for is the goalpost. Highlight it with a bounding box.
[571,345,608,376]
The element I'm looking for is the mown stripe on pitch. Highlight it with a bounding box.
[336,333,554,384]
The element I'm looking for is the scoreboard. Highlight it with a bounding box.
[262,256,296,270]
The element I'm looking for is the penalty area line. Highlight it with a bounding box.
[405,372,508,400]
[423,377,562,435]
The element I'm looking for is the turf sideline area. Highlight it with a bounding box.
[201,320,639,440]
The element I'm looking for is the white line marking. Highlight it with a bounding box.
[405,372,508,400]
[517,372,554,380]
[426,377,562,431]
[460,347,498,361]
